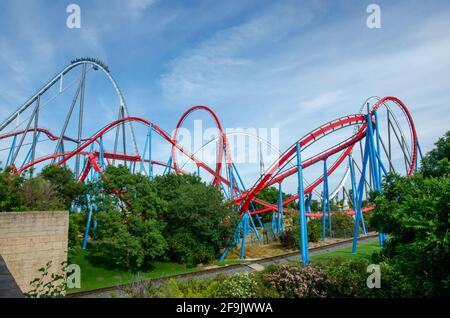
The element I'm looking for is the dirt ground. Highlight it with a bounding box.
[224,232,378,260]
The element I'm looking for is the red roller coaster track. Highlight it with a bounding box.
[1,96,418,219]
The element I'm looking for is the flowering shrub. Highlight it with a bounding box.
[263,264,331,298]
[214,273,260,298]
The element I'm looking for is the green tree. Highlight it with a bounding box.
[254,186,297,222]
[370,173,449,297]
[153,174,239,266]
[93,210,167,270]
[20,177,64,211]
[0,168,24,211]
[85,166,168,270]
[40,165,83,210]
[421,131,450,178]
[368,131,450,297]
[101,165,167,218]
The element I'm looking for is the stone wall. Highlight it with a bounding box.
[0,211,68,293]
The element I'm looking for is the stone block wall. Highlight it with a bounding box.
[0,211,68,293]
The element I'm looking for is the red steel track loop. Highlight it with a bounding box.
[3,96,418,218]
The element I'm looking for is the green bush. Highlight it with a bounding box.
[213,273,260,298]
[370,173,450,297]
[328,212,356,238]
[135,278,220,298]
[134,272,278,298]
[68,212,86,248]
[316,257,370,297]
[91,210,167,270]
[308,219,323,242]
[316,256,413,298]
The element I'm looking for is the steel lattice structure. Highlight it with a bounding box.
[0,59,423,262]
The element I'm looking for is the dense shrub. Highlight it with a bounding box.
[91,210,167,270]
[132,277,219,298]
[128,272,278,298]
[68,212,86,248]
[366,131,450,297]
[316,256,413,298]
[124,257,417,299]
[262,263,331,298]
[316,257,369,297]
[213,273,260,298]
[153,174,239,267]
[370,173,450,297]
[328,212,356,238]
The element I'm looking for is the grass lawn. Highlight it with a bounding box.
[67,248,199,293]
[68,239,380,293]
[310,239,381,264]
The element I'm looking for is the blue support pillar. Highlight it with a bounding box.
[248,212,261,241]
[322,159,332,240]
[20,132,41,170]
[99,136,105,169]
[296,142,310,266]
[277,182,284,234]
[163,156,172,175]
[417,142,424,160]
[5,135,17,167]
[368,113,387,246]
[271,212,277,233]
[366,115,380,191]
[240,212,250,259]
[228,165,234,200]
[349,156,367,235]
[352,130,371,253]
[374,111,383,188]
[82,200,93,250]
[416,141,424,171]
[231,162,264,229]
[306,193,312,213]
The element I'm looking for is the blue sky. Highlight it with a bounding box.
[0,0,449,193]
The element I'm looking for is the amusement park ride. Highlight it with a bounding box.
[0,58,423,264]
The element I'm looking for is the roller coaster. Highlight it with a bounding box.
[0,58,423,264]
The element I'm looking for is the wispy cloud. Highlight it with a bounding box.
[127,0,158,19]
[0,0,449,193]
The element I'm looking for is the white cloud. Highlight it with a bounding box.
[159,1,450,193]
[126,0,158,19]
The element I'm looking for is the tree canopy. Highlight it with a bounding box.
[370,131,450,297]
